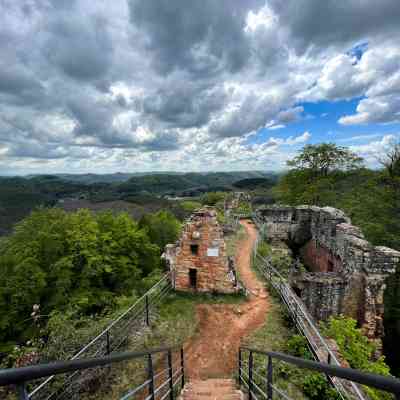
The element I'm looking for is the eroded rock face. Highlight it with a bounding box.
[163,207,237,294]
[256,205,400,341]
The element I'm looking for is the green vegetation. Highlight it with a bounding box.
[0,208,162,355]
[249,247,339,400]
[139,210,181,251]
[200,191,227,206]
[232,177,276,190]
[275,141,400,376]
[322,316,392,400]
[82,291,245,400]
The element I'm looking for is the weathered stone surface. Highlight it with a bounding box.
[163,207,237,294]
[256,205,400,341]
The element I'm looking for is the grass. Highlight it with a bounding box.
[226,224,247,257]
[84,290,246,400]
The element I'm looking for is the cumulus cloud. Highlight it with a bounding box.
[0,0,399,173]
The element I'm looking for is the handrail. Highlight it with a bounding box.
[28,272,171,398]
[239,347,400,398]
[251,220,366,400]
[0,345,185,400]
[0,346,180,385]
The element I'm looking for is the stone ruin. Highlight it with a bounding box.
[256,205,400,342]
[163,207,238,294]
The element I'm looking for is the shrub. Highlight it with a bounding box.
[322,316,393,400]
[286,334,312,360]
[302,373,341,400]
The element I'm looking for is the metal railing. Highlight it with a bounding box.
[238,347,400,400]
[29,273,172,400]
[1,346,185,400]
[251,220,366,400]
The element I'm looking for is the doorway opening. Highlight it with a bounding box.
[189,268,197,289]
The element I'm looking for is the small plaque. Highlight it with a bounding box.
[207,247,219,257]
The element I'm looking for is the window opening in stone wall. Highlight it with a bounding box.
[328,260,334,272]
[189,268,197,288]
[190,244,199,255]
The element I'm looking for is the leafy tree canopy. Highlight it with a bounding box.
[0,208,160,347]
[139,210,181,251]
[287,143,364,176]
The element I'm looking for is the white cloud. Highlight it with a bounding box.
[349,134,398,166]
[0,0,399,173]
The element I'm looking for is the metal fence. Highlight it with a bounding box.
[251,219,366,400]
[28,273,172,400]
[1,346,185,400]
[239,347,400,400]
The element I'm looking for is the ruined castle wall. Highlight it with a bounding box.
[256,205,400,339]
[296,273,345,321]
[164,208,237,294]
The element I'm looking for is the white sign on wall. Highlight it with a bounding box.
[207,247,219,257]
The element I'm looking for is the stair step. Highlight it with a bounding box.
[181,379,244,400]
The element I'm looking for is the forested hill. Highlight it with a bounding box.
[0,171,278,236]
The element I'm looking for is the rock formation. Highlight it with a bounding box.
[256,205,400,342]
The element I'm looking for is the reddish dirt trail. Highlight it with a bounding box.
[184,220,269,380]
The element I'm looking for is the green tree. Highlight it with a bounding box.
[0,208,160,347]
[322,316,392,400]
[287,143,363,176]
[200,192,226,206]
[139,210,181,251]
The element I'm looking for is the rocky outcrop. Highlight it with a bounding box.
[256,205,400,341]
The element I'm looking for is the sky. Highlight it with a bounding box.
[0,0,400,175]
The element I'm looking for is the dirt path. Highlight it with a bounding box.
[184,220,269,380]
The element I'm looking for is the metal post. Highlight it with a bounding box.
[180,347,185,388]
[167,350,174,400]
[238,348,242,385]
[248,351,253,400]
[147,353,155,400]
[145,295,150,326]
[267,356,273,400]
[17,383,29,400]
[106,331,111,355]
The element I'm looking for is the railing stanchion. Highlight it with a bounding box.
[167,350,174,400]
[181,347,185,388]
[17,382,29,400]
[106,331,111,355]
[147,353,155,400]
[267,355,273,400]
[145,295,150,326]
[238,348,242,385]
[248,351,253,400]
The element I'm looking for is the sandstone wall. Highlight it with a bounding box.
[164,207,237,294]
[256,205,400,340]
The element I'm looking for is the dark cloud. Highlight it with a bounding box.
[268,0,400,53]
[0,64,44,100]
[141,83,227,128]
[128,0,264,74]
[0,0,399,172]
[46,14,114,81]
